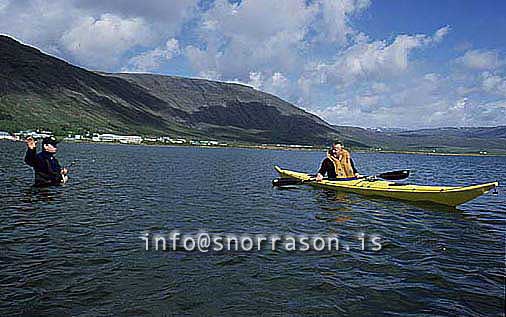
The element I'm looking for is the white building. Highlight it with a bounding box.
[14,130,53,139]
[0,131,15,140]
[158,137,187,144]
[92,133,143,144]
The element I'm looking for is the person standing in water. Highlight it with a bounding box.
[316,141,360,181]
[24,136,68,186]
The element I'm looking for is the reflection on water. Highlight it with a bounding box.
[0,142,505,316]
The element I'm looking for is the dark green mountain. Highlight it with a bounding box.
[0,35,342,145]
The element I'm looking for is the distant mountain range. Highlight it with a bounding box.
[0,35,505,153]
[334,125,506,153]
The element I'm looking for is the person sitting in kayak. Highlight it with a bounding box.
[24,136,68,187]
[316,141,360,181]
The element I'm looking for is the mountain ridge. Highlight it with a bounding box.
[0,35,342,145]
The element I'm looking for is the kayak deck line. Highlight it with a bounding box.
[274,166,499,207]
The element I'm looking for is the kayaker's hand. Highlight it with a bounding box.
[315,173,324,181]
[61,168,68,175]
[25,137,37,149]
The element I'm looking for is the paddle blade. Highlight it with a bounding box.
[378,170,410,180]
[272,178,303,187]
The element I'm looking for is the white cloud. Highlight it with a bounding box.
[185,0,315,79]
[249,71,291,96]
[336,34,425,76]
[433,25,450,43]
[458,49,503,70]
[423,73,441,82]
[61,14,155,69]
[196,70,222,81]
[481,72,506,96]
[271,72,289,91]
[299,26,450,93]
[184,0,372,81]
[464,100,506,125]
[0,0,197,69]
[184,45,219,78]
[0,0,9,11]
[312,0,371,44]
[247,72,264,89]
[123,38,180,72]
[355,94,380,106]
[71,0,197,25]
[205,0,313,43]
[310,67,506,129]
[0,0,79,55]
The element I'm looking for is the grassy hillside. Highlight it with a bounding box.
[0,35,340,145]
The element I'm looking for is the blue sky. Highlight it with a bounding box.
[1,0,505,128]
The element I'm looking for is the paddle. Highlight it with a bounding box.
[272,169,410,187]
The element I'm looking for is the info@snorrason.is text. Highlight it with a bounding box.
[141,231,383,252]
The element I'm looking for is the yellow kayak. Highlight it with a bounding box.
[275,166,498,207]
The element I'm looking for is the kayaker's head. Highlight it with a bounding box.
[330,141,344,157]
[42,136,59,154]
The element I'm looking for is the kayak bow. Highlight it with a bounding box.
[274,166,498,207]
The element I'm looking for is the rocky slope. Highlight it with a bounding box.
[0,35,340,145]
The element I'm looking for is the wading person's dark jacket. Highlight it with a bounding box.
[318,157,358,179]
[24,149,63,186]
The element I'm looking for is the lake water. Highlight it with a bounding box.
[1,142,505,316]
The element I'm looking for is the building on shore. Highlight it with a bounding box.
[189,140,224,146]
[173,138,187,144]
[158,137,187,144]
[14,130,53,139]
[0,131,15,141]
[91,133,143,144]
[64,134,83,142]
[143,137,158,143]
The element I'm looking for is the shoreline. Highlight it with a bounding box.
[3,139,505,157]
[246,146,506,157]
[66,141,506,157]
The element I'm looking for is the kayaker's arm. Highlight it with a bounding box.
[350,158,358,174]
[24,148,37,167]
[316,158,333,181]
[24,137,38,167]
